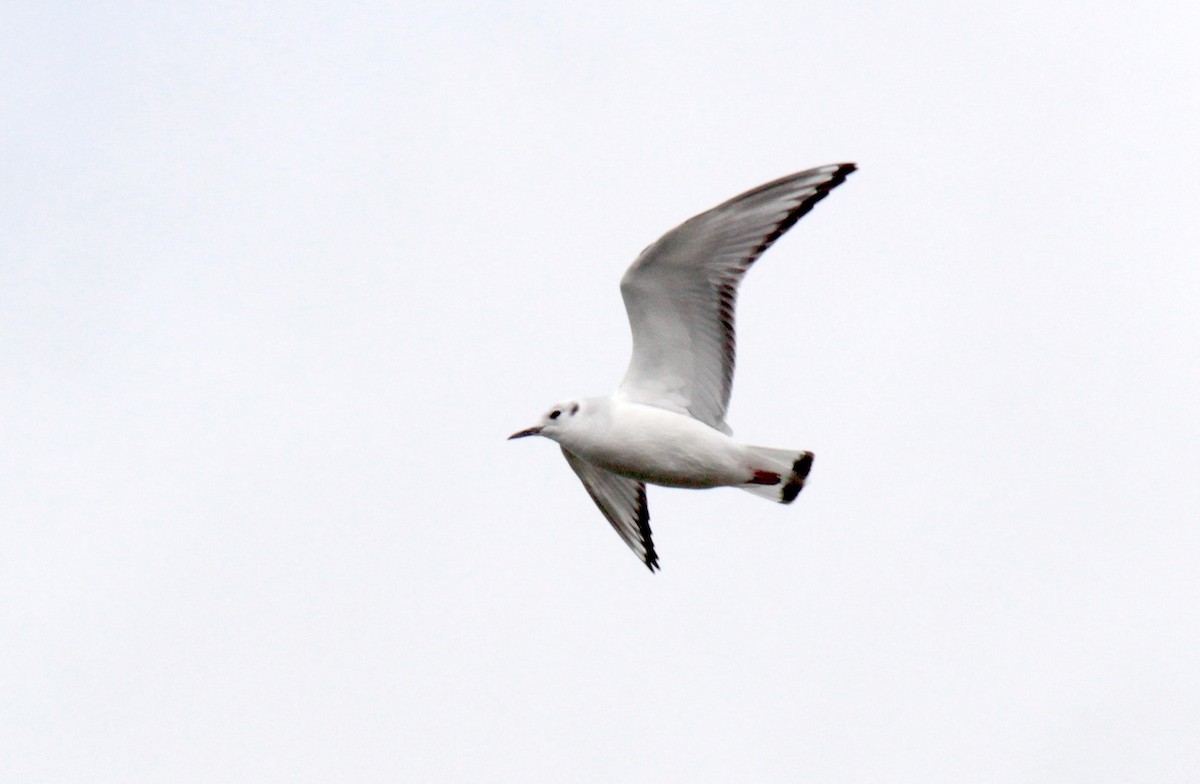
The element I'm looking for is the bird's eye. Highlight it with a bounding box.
[570,403,579,416]
[549,409,561,420]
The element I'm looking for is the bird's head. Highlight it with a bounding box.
[508,400,583,443]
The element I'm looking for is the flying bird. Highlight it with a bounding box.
[509,163,855,570]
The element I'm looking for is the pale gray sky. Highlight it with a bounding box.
[3,3,1199,781]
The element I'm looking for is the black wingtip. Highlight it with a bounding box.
[637,484,660,572]
[746,164,857,263]
[830,162,857,187]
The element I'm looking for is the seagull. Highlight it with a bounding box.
[509,163,856,570]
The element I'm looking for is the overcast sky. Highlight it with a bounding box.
[3,2,1199,782]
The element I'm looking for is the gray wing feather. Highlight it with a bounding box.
[561,448,658,571]
[616,163,856,432]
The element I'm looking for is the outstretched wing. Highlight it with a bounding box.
[616,163,856,433]
[561,448,659,571]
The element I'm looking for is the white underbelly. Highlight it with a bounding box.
[566,405,750,488]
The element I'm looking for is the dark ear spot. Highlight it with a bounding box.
[549,409,561,420]
[570,403,580,416]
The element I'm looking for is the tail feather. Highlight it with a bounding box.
[737,447,813,504]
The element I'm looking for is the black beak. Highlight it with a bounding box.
[507,426,543,440]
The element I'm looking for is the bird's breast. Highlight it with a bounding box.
[564,404,749,488]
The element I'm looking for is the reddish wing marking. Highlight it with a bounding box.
[750,470,781,485]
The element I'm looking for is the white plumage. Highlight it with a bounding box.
[510,163,856,570]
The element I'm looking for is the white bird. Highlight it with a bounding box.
[510,163,856,570]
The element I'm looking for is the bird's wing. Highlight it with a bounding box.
[561,448,659,571]
[616,163,855,433]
